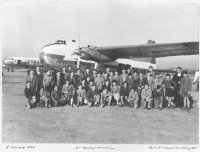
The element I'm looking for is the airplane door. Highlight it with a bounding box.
[17,60,21,65]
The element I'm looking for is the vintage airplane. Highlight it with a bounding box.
[39,39,199,72]
[4,57,42,72]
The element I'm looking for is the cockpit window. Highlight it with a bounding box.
[56,40,66,45]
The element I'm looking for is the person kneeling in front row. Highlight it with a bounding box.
[76,85,87,107]
[153,85,164,111]
[24,81,37,109]
[128,87,139,108]
[86,85,100,107]
[141,84,152,110]
[111,80,120,105]
[39,87,51,108]
[101,86,112,107]
[51,85,61,107]
[120,81,129,106]
[68,83,76,107]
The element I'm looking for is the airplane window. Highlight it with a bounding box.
[56,40,61,43]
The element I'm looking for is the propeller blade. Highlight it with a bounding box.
[73,48,83,56]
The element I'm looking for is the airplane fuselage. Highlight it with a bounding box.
[39,40,199,71]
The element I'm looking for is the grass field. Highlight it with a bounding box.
[2,70,199,144]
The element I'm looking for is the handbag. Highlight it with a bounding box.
[188,94,194,108]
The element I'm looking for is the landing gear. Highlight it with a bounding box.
[7,66,14,72]
[94,62,98,69]
[7,67,10,72]
[77,55,80,68]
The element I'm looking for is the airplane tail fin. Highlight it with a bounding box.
[147,40,156,44]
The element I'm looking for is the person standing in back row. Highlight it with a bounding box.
[43,70,54,93]
[60,66,67,86]
[136,72,148,107]
[119,69,128,86]
[180,71,192,112]
[148,66,155,77]
[173,67,183,108]
[152,73,162,90]
[113,71,120,85]
[193,70,199,91]
[162,74,176,109]
[146,71,154,91]
[26,70,38,94]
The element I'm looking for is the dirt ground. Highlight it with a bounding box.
[2,70,199,144]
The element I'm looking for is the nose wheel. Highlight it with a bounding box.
[94,62,98,69]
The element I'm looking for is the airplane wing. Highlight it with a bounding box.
[95,42,199,59]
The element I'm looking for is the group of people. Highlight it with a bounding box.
[24,65,194,112]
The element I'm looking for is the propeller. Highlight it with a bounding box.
[73,48,85,56]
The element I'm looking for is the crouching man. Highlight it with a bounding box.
[153,85,164,111]
[101,86,112,107]
[60,80,71,106]
[111,80,120,105]
[39,88,50,108]
[120,81,129,106]
[51,85,61,107]
[68,83,76,107]
[24,81,37,109]
[76,85,87,107]
[141,84,153,110]
[128,87,139,108]
[86,85,100,107]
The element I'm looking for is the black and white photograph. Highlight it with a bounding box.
[1,0,199,151]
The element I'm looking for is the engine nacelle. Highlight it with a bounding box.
[80,47,112,62]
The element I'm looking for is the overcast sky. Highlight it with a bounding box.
[1,1,199,69]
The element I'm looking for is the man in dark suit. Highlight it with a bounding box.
[136,72,148,107]
[173,67,183,108]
